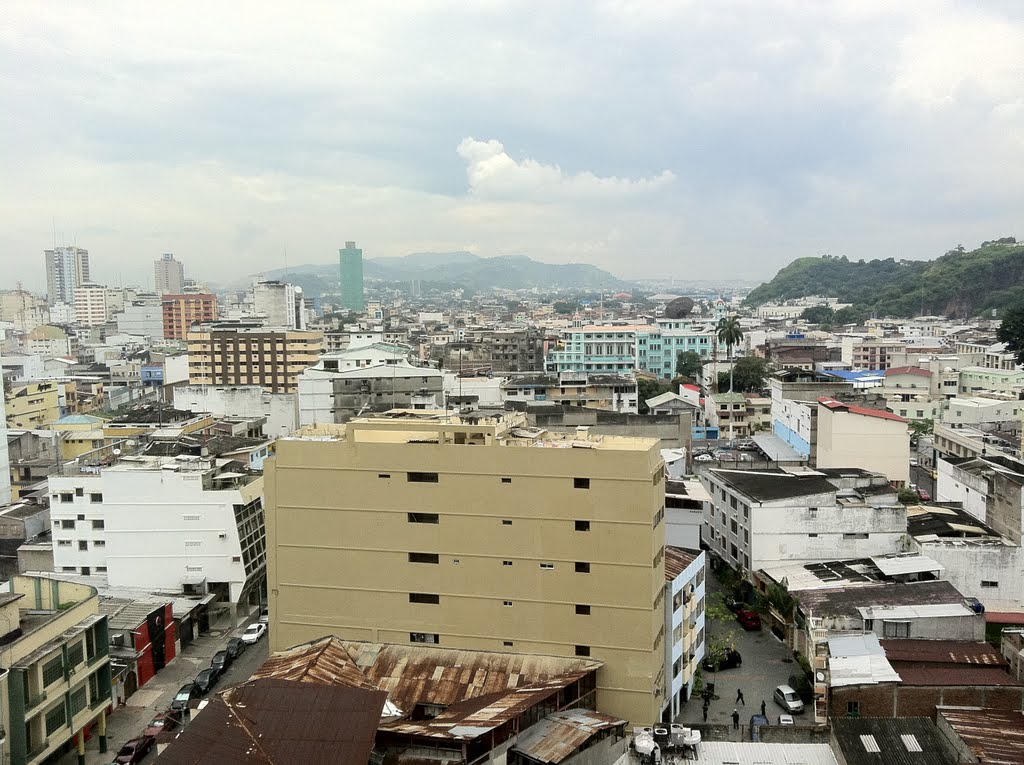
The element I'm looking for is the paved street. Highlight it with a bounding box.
[59,611,269,765]
[677,573,809,737]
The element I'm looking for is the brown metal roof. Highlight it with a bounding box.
[252,636,379,690]
[939,707,1024,764]
[512,709,626,763]
[880,639,1005,666]
[664,546,699,581]
[896,666,1022,687]
[155,678,386,765]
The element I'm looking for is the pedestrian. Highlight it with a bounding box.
[736,688,745,705]
[731,708,740,729]
[760,699,766,717]
[702,704,709,722]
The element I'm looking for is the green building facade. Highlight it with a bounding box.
[339,241,365,312]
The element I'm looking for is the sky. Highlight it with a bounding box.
[2,1,1022,290]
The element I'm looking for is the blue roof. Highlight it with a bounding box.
[55,414,104,424]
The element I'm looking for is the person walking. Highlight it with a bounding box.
[736,688,745,705]
[760,699,766,717]
[731,708,740,730]
[702,703,709,723]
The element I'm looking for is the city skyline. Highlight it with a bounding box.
[2,3,1021,290]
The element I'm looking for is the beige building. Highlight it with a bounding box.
[187,323,323,394]
[0,575,112,765]
[816,398,910,485]
[72,283,110,327]
[266,410,667,724]
[5,381,63,429]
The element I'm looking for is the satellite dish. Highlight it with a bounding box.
[126,440,137,447]
[112,449,122,456]
[816,671,826,682]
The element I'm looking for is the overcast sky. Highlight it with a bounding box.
[2,1,1021,290]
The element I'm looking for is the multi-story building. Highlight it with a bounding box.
[161,293,218,340]
[25,325,75,358]
[0,380,10,505]
[438,328,545,373]
[957,366,1024,396]
[500,371,639,413]
[173,385,298,438]
[664,547,706,718]
[72,283,109,327]
[252,280,305,330]
[0,290,50,334]
[44,246,90,306]
[5,381,63,429]
[545,321,727,379]
[266,410,667,724]
[700,467,906,575]
[153,253,184,295]
[48,446,266,614]
[187,323,323,394]
[116,295,165,339]
[816,398,910,485]
[339,241,365,312]
[851,338,907,370]
[298,361,443,425]
[0,575,112,765]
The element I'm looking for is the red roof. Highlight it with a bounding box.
[817,397,908,423]
[986,611,1024,625]
[682,384,701,392]
[896,666,1022,687]
[880,639,1005,666]
[885,366,933,377]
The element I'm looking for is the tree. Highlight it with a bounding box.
[800,305,835,324]
[637,377,670,414]
[833,305,868,325]
[717,356,769,393]
[703,592,740,683]
[675,350,703,381]
[898,487,920,504]
[716,316,744,393]
[553,301,579,315]
[997,304,1024,365]
[908,418,933,446]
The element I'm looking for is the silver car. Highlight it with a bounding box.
[773,685,804,714]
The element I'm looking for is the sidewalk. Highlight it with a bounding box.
[60,608,263,764]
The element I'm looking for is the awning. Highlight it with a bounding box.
[870,554,945,577]
[752,433,807,462]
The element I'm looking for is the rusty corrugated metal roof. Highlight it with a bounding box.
[512,709,626,763]
[664,546,699,581]
[154,678,386,764]
[939,707,1024,764]
[252,636,378,690]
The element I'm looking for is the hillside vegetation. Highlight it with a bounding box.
[744,239,1024,318]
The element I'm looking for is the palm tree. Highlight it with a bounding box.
[717,315,744,392]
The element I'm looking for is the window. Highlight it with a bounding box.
[882,620,911,638]
[91,520,104,530]
[575,645,591,657]
[408,513,439,524]
[89,493,102,503]
[61,520,74,529]
[408,552,439,564]
[573,478,590,489]
[981,580,999,588]
[575,604,591,615]
[502,519,513,526]
[67,642,84,667]
[76,514,85,521]
[730,520,738,534]
[96,566,107,573]
[847,701,860,716]
[575,520,591,532]
[808,533,818,538]
[78,541,88,551]
[378,473,391,479]
[75,487,84,497]
[60,493,73,503]
[653,507,664,528]
[42,655,64,686]
[45,703,67,735]
[409,593,440,604]
[540,562,555,570]
[843,533,869,540]
[575,562,591,573]
[93,540,105,548]
[503,641,513,647]
[502,560,513,567]
[501,478,512,484]
[502,600,513,607]
[407,472,439,483]
[410,632,439,644]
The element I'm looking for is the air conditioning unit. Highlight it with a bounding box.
[218,532,227,539]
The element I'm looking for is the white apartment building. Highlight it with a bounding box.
[116,297,165,339]
[253,280,306,330]
[45,246,90,305]
[173,385,298,437]
[48,451,266,614]
[664,546,706,719]
[700,468,906,574]
[72,283,109,327]
[154,253,184,294]
[0,377,11,505]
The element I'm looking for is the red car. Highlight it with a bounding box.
[144,712,177,740]
[918,488,931,502]
[736,609,762,631]
[114,737,154,764]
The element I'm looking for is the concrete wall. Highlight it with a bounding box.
[831,682,1024,719]
[816,405,910,485]
[912,539,1024,612]
[174,385,297,437]
[529,409,692,449]
[936,458,989,522]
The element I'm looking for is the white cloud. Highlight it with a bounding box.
[456,138,676,201]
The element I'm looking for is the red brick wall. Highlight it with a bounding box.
[831,684,1024,719]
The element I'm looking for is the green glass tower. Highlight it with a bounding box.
[339,241,365,311]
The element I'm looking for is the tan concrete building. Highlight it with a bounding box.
[161,293,218,340]
[187,323,323,394]
[816,398,910,485]
[72,283,110,327]
[5,381,63,429]
[266,409,667,724]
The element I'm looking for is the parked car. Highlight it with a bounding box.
[114,737,154,764]
[778,714,795,726]
[736,440,758,451]
[694,454,715,462]
[211,649,232,675]
[226,637,246,659]
[143,712,177,739]
[194,668,219,696]
[259,605,270,624]
[702,648,742,672]
[773,684,805,714]
[918,488,931,502]
[170,683,198,713]
[241,622,267,644]
[736,609,762,631]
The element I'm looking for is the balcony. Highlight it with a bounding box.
[26,739,49,761]
[25,690,48,711]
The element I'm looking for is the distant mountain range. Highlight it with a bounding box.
[256,251,626,294]
[744,238,1023,319]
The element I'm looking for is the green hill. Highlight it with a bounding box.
[744,238,1024,318]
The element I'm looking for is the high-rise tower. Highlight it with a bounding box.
[339,241,365,312]
[44,246,90,305]
[154,253,185,294]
